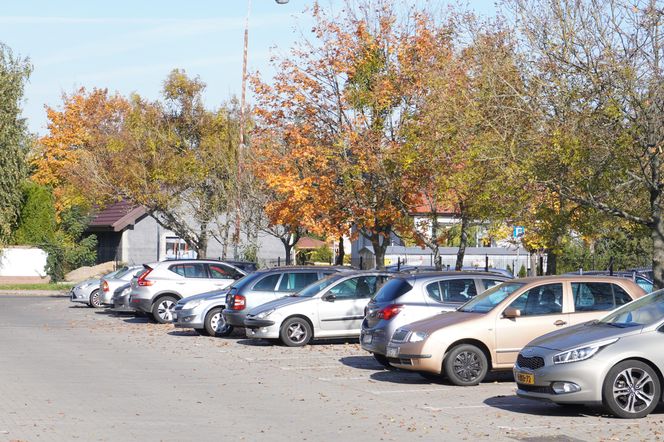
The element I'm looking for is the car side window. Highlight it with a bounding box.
[426,282,442,302]
[426,279,477,303]
[170,265,186,277]
[208,264,244,280]
[330,276,378,299]
[508,283,563,316]
[635,277,653,293]
[277,272,319,292]
[253,274,280,291]
[169,263,207,279]
[482,279,504,291]
[571,282,633,312]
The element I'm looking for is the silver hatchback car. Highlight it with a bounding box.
[515,289,664,418]
[361,272,508,366]
[245,271,392,346]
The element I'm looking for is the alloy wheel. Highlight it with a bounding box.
[287,323,307,343]
[453,350,482,382]
[612,367,656,415]
[210,311,223,332]
[157,299,175,321]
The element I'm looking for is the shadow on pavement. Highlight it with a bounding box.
[484,394,603,417]
[123,316,150,324]
[339,355,388,371]
[167,329,200,337]
[368,369,431,384]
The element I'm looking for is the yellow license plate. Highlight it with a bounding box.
[516,371,534,385]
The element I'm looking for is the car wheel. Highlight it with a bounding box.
[152,296,177,324]
[205,307,234,337]
[443,344,488,386]
[279,317,312,347]
[373,353,393,369]
[88,289,102,308]
[602,360,661,419]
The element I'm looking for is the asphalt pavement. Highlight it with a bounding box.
[0,295,662,441]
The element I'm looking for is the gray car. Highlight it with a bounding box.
[222,266,349,329]
[515,289,664,418]
[361,272,508,366]
[172,288,232,337]
[244,271,392,346]
[69,268,124,308]
[100,266,143,306]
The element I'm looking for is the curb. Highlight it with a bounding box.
[0,290,69,297]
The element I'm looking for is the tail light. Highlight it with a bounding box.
[102,281,109,292]
[231,294,246,310]
[137,268,154,287]
[378,304,403,321]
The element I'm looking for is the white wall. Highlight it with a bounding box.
[0,247,48,277]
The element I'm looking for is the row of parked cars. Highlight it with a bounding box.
[70,259,664,419]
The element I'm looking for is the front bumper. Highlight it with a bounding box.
[222,309,248,328]
[173,307,204,329]
[514,359,604,405]
[70,287,90,303]
[386,341,438,372]
[244,316,279,339]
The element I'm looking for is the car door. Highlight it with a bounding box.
[169,263,210,297]
[318,275,381,335]
[494,282,570,365]
[206,263,243,291]
[568,281,635,326]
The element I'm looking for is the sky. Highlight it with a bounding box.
[1,0,497,135]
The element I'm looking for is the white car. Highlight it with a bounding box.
[70,268,124,308]
[244,271,392,346]
[99,266,143,306]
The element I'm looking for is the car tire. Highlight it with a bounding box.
[443,344,488,386]
[151,296,177,324]
[279,317,312,347]
[204,307,234,337]
[88,289,102,308]
[373,353,393,369]
[602,360,661,419]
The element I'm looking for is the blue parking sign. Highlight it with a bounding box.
[513,226,525,238]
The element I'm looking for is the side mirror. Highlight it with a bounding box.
[322,293,336,302]
[503,307,521,319]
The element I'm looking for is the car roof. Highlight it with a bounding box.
[509,275,645,284]
[253,266,352,274]
[396,271,511,281]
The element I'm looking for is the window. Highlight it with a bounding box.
[481,279,505,291]
[208,264,243,280]
[329,276,379,300]
[426,279,477,303]
[253,274,280,291]
[635,277,654,293]
[169,263,208,279]
[165,237,197,259]
[372,278,412,303]
[508,283,563,316]
[571,282,633,312]
[277,272,319,292]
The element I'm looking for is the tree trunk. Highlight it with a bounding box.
[335,236,345,266]
[455,215,469,271]
[652,216,664,290]
[221,218,231,259]
[371,234,388,270]
[284,241,293,265]
[196,227,208,259]
[433,246,442,270]
[546,250,557,275]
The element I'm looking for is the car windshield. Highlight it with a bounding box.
[457,282,524,313]
[103,268,124,279]
[229,272,263,291]
[599,289,664,328]
[294,274,343,298]
[113,267,136,279]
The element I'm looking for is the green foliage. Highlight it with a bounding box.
[11,181,56,245]
[0,43,32,243]
[310,245,333,263]
[43,206,97,282]
[240,243,258,263]
[518,264,527,278]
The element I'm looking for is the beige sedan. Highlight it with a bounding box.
[386,276,646,386]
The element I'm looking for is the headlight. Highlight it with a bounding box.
[183,299,202,309]
[409,331,428,343]
[255,309,275,319]
[553,338,618,364]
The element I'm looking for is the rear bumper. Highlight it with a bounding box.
[129,296,152,313]
[222,309,247,328]
[100,290,114,305]
[360,328,389,356]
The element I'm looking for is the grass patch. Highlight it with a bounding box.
[0,283,74,291]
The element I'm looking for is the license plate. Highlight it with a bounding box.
[362,333,372,344]
[386,346,398,358]
[516,371,535,385]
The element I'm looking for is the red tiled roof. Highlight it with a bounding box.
[88,200,147,232]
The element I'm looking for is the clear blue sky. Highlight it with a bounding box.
[1,0,497,135]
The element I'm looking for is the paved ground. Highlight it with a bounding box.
[0,296,663,442]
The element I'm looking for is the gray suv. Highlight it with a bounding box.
[361,272,509,366]
[129,260,246,323]
[222,266,348,330]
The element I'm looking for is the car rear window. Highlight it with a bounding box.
[372,278,412,303]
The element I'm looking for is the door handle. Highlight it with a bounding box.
[554,320,567,326]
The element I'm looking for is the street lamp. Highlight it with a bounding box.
[234,0,289,259]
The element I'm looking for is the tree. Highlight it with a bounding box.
[11,181,56,245]
[506,0,664,287]
[0,43,31,243]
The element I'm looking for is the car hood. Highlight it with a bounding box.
[249,295,311,314]
[401,311,484,334]
[179,288,230,304]
[527,321,644,351]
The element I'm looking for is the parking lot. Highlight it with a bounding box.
[0,295,662,442]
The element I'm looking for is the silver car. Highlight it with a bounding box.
[515,289,664,418]
[129,260,246,323]
[99,266,143,306]
[244,271,392,346]
[69,268,124,308]
[361,272,508,366]
[172,288,232,337]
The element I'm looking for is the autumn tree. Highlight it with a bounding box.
[0,43,31,242]
[503,0,664,286]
